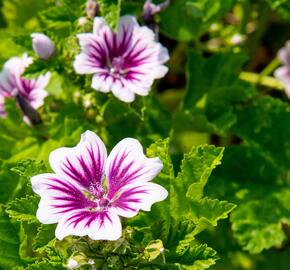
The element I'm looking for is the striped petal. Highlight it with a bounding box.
[105,138,163,199]
[31,173,93,224]
[55,209,122,240]
[49,130,107,189]
[74,15,169,103]
[111,183,168,218]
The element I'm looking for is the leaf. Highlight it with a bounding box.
[146,138,174,191]
[169,243,218,270]
[151,219,218,269]
[33,225,56,252]
[0,207,23,269]
[160,0,236,41]
[99,0,122,31]
[24,261,65,270]
[151,219,196,250]
[232,96,290,170]
[11,159,47,179]
[189,198,236,234]
[6,195,39,223]
[170,145,224,218]
[231,197,286,254]
[178,51,256,134]
[12,34,32,51]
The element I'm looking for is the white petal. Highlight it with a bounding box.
[49,130,107,189]
[73,53,104,74]
[55,209,122,241]
[31,173,86,224]
[106,138,163,199]
[35,72,51,89]
[93,17,108,34]
[91,74,111,93]
[112,182,168,218]
[4,54,33,76]
[28,88,48,109]
[111,80,135,103]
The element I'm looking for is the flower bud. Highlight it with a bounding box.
[66,258,79,270]
[86,0,99,19]
[142,0,170,22]
[78,17,88,27]
[31,33,55,60]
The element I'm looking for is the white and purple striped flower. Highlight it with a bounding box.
[274,41,290,98]
[31,33,55,60]
[74,15,169,103]
[0,54,50,114]
[31,130,168,240]
[0,95,5,118]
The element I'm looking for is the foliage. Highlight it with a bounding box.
[0,0,290,269]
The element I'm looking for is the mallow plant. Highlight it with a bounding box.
[0,0,290,270]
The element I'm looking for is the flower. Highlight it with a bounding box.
[142,0,170,22]
[67,258,79,270]
[86,0,99,19]
[0,54,50,115]
[0,95,5,118]
[274,41,290,98]
[31,33,55,60]
[74,15,169,103]
[31,130,168,240]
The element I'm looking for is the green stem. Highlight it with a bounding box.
[260,57,280,76]
[239,71,284,90]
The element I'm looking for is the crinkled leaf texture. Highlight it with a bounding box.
[99,0,122,31]
[0,208,23,270]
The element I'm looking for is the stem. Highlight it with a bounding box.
[239,71,284,90]
[260,57,280,76]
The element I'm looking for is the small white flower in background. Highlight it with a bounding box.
[274,41,290,98]
[74,15,169,103]
[31,33,55,60]
[0,54,50,116]
[87,259,95,265]
[78,17,88,27]
[67,258,79,270]
[230,34,245,45]
[31,130,167,241]
[142,0,170,22]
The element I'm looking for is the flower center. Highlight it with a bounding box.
[85,183,111,212]
[108,56,128,77]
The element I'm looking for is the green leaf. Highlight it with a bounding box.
[171,145,224,218]
[231,197,286,254]
[190,198,236,234]
[6,195,39,223]
[99,0,122,31]
[19,222,39,262]
[146,138,174,191]
[169,243,218,270]
[11,159,47,179]
[24,261,65,270]
[178,51,256,134]
[151,219,196,250]
[232,96,290,169]
[0,207,23,269]
[151,219,218,269]
[12,34,32,51]
[160,0,236,41]
[32,225,56,252]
